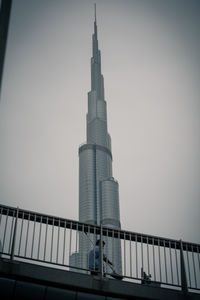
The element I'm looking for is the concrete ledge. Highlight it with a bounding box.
[0,258,199,300]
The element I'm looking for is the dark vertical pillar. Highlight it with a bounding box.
[0,0,13,97]
[180,240,188,294]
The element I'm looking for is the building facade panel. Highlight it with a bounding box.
[79,148,96,223]
[101,179,120,224]
[87,118,107,147]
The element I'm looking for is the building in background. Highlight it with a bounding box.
[70,7,122,274]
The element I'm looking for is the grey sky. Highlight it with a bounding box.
[0,0,199,244]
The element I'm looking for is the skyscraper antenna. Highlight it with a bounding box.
[94,3,96,22]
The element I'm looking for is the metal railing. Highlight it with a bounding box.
[0,204,199,293]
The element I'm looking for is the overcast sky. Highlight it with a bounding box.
[0,0,199,244]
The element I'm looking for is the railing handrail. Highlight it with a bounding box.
[0,203,199,253]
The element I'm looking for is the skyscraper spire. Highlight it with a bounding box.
[70,7,122,274]
[91,4,105,101]
[94,3,97,40]
[94,3,97,23]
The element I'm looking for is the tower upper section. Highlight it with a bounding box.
[87,5,110,149]
[91,4,105,101]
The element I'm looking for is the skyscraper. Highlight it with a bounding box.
[71,6,122,274]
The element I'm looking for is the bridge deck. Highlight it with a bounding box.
[0,258,199,300]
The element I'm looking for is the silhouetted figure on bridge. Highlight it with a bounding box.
[89,239,113,276]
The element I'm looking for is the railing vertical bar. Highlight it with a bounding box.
[106,228,109,273]
[50,217,54,262]
[87,225,90,270]
[124,232,126,276]
[10,207,19,260]
[90,226,92,263]
[93,226,96,273]
[0,207,3,247]
[24,213,30,257]
[90,225,92,269]
[164,240,168,283]
[56,219,60,264]
[191,245,197,289]
[112,229,114,272]
[18,212,24,256]
[130,233,132,278]
[74,222,78,268]
[0,207,3,228]
[81,222,84,267]
[8,210,15,253]
[136,234,138,278]
[43,216,48,261]
[94,225,97,245]
[186,244,191,287]
[117,231,122,274]
[147,237,150,276]
[100,224,103,277]
[69,221,72,262]
[37,216,42,260]
[2,208,9,252]
[31,214,36,258]
[141,236,144,273]
[153,238,156,281]
[180,240,188,293]
[198,246,200,272]
[62,220,66,265]
[118,229,121,275]
[175,242,180,286]
[75,222,78,253]
[158,238,162,282]
[169,241,174,284]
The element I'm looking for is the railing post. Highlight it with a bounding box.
[99,224,103,277]
[10,207,19,260]
[180,239,188,294]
